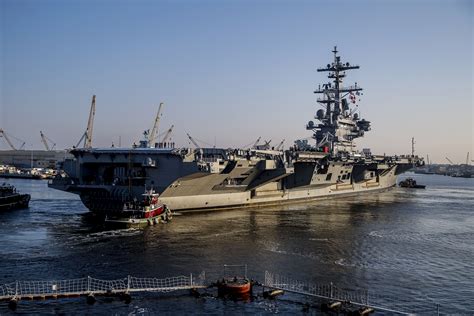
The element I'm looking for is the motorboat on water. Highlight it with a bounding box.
[399,178,426,189]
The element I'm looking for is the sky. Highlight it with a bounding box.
[1,0,472,163]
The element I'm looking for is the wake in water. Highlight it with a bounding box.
[368,231,383,238]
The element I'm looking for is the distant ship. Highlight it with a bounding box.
[50,47,422,214]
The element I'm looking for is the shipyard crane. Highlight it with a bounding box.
[75,95,96,148]
[161,125,174,143]
[276,139,285,150]
[185,133,216,148]
[0,129,17,150]
[148,102,164,148]
[40,131,56,151]
[0,129,26,150]
[241,137,261,149]
[252,137,261,149]
[186,133,200,149]
[261,139,272,150]
[445,157,455,165]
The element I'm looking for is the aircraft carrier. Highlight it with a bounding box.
[49,47,423,214]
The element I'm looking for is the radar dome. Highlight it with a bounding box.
[316,109,324,120]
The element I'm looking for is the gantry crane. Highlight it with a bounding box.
[76,95,96,148]
[40,131,56,151]
[0,129,26,150]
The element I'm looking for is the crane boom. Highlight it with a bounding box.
[186,133,200,149]
[445,157,455,165]
[148,102,164,148]
[40,131,50,151]
[161,125,174,143]
[263,139,271,150]
[0,129,17,150]
[75,133,86,148]
[75,95,96,148]
[252,137,261,149]
[84,95,96,148]
[40,131,56,151]
[0,129,26,150]
[276,139,285,150]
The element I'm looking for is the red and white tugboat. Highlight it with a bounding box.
[104,190,172,227]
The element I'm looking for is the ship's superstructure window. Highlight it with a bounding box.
[326,173,332,181]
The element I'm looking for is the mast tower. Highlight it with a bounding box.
[307,46,371,156]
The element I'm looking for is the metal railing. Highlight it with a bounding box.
[263,271,440,315]
[0,273,206,301]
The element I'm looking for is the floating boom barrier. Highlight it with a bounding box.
[0,273,206,309]
[262,271,441,315]
[0,270,445,314]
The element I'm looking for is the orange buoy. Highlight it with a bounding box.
[217,277,252,296]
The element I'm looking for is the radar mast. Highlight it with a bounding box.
[307,46,371,156]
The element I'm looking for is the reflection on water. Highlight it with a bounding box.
[0,174,473,314]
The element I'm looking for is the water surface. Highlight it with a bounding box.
[0,174,472,314]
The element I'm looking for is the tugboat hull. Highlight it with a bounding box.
[0,194,30,211]
[104,195,172,228]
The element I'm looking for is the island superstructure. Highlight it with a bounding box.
[50,47,422,214]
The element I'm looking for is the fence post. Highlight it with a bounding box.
[87,276,91,293]
[127,275,130,293]
[190,273,193,287]
[330,282,333,299]
[437,303,440,316]
[15,281,18,297]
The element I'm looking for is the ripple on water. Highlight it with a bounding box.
[1,176,473,314]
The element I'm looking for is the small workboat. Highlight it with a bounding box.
[104,190,172,227]
[0,183,30,211]
[399,178,426,189]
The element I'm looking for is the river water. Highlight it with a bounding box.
[0,174,473,315]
